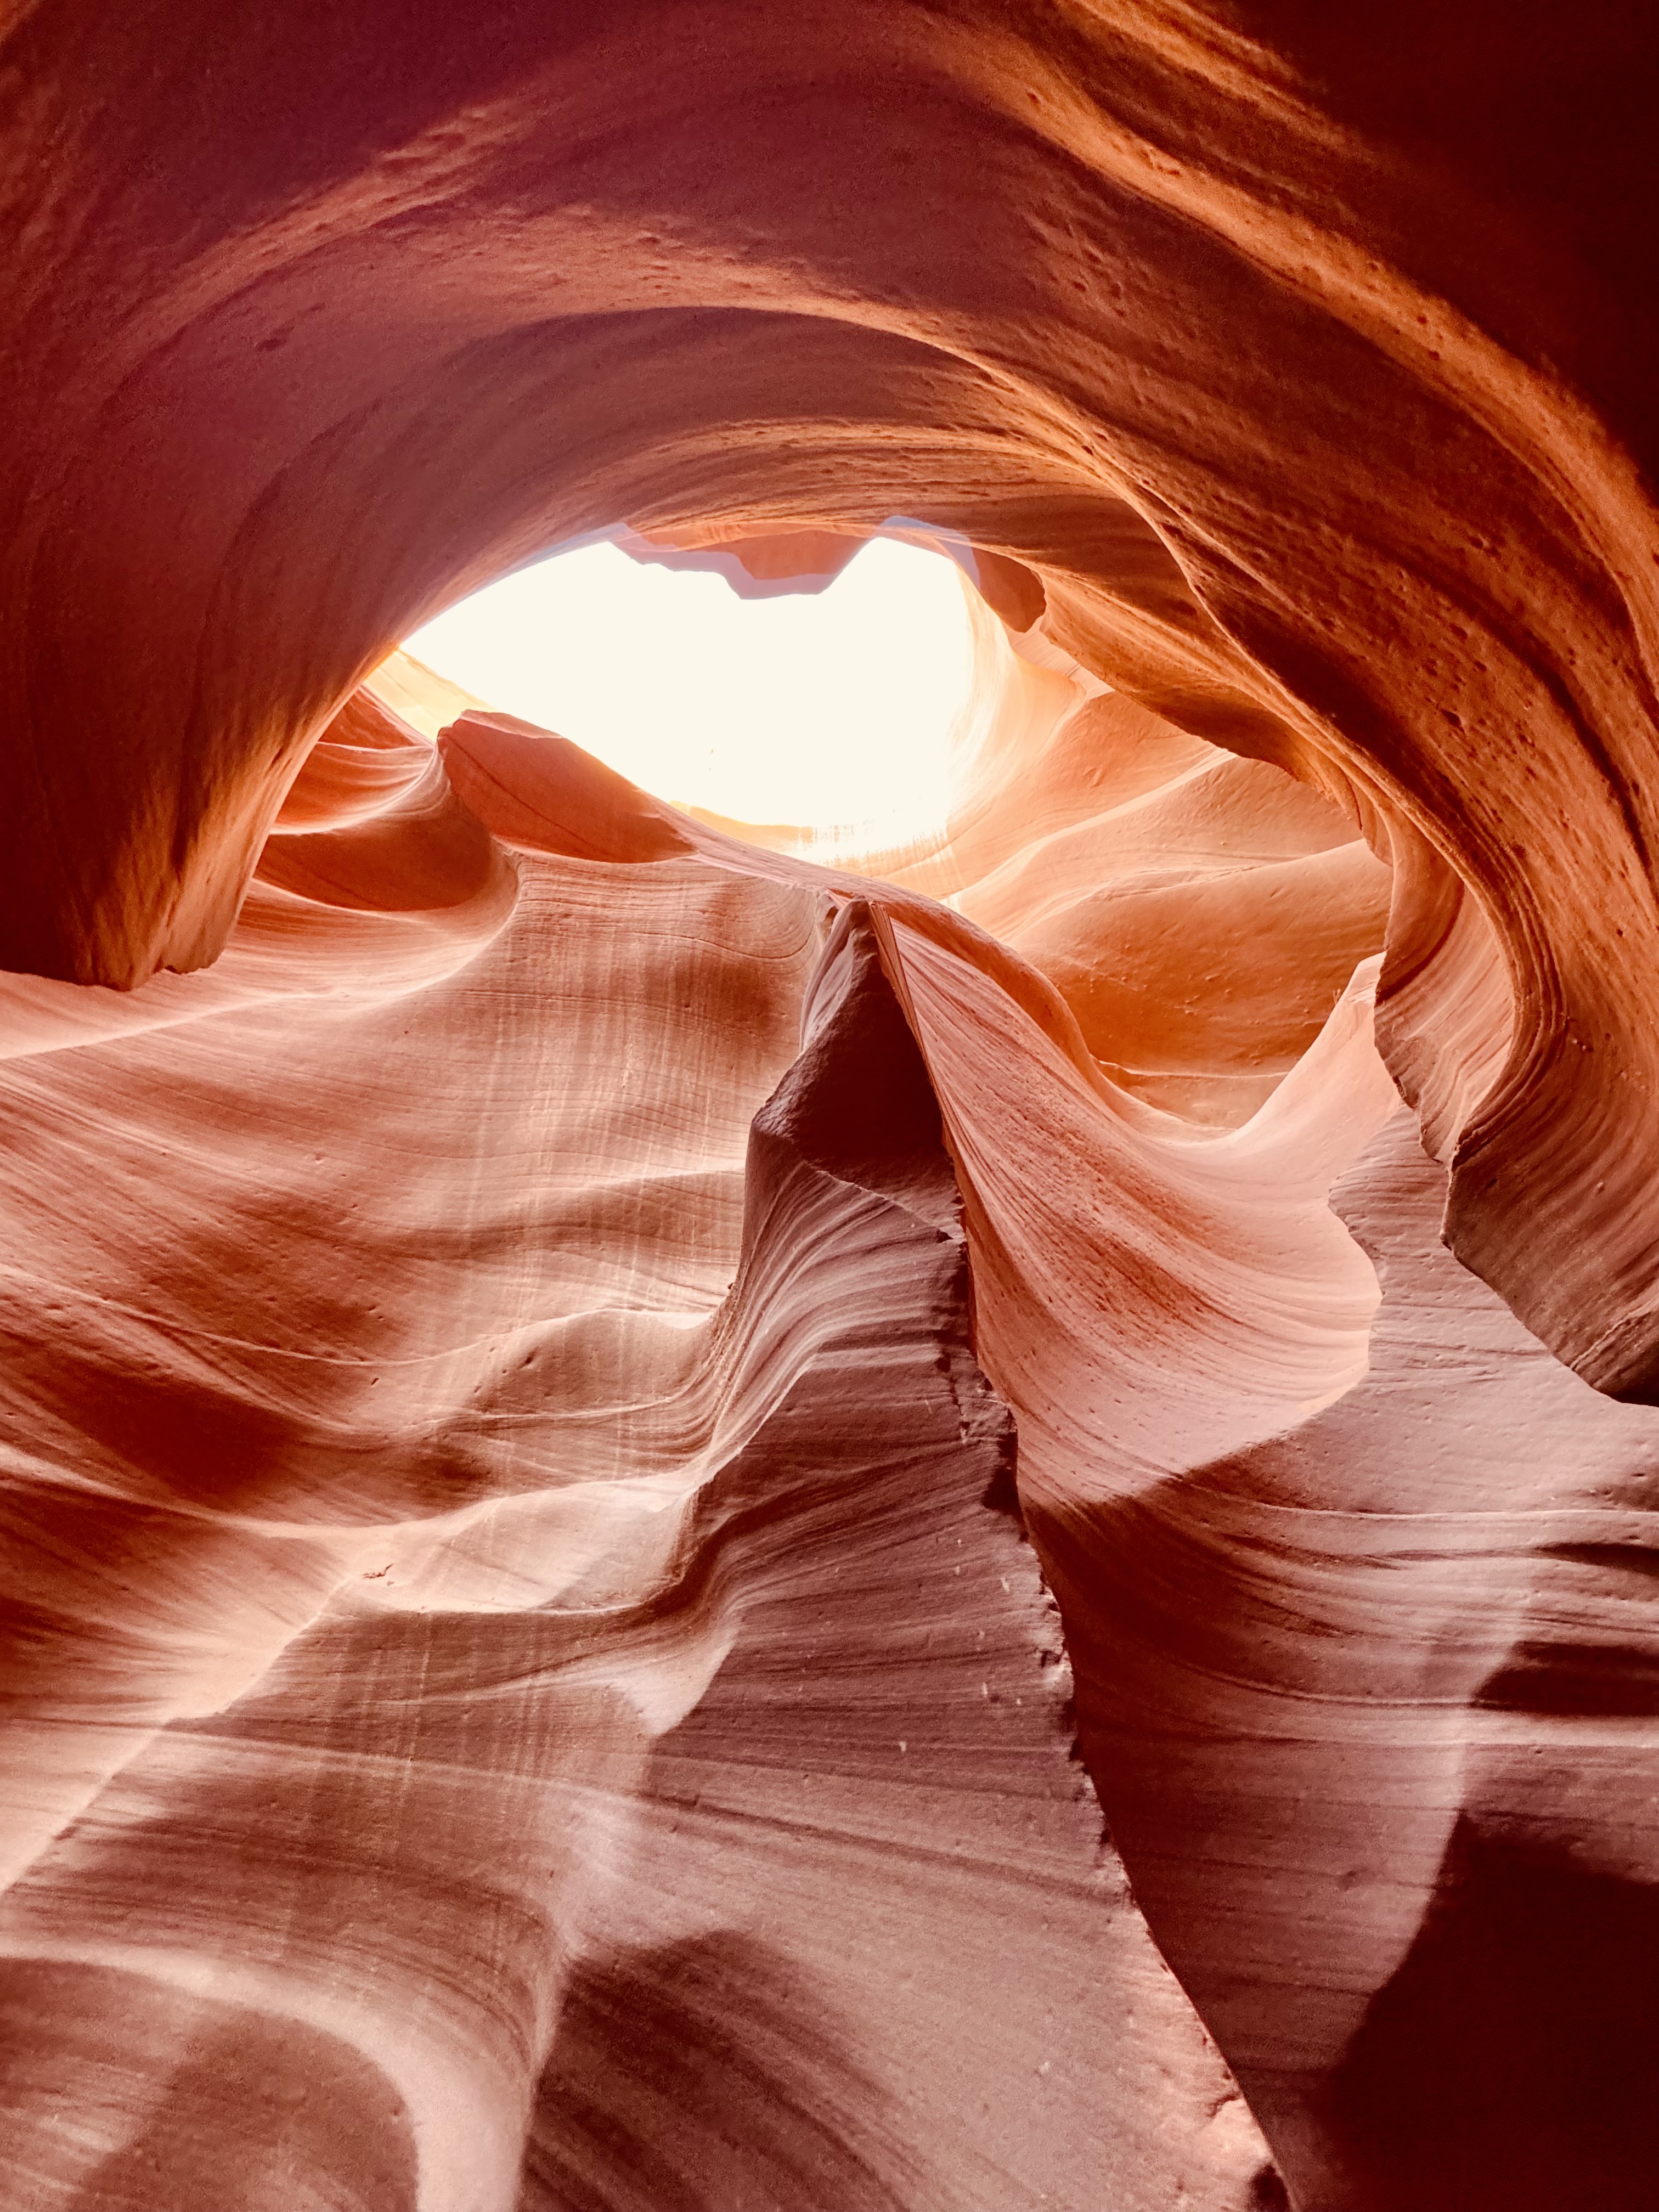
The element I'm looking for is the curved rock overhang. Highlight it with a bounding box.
[4,7,1659,2210]
[7,1,1659,1390]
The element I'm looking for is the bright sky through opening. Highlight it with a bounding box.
[405,537,977,844]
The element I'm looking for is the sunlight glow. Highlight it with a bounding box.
[405,537,977,846]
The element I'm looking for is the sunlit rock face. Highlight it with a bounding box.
[3,6,1659,2210]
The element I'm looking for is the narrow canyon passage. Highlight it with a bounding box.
[0,687,1295,2212]
[4,4,1659,2208]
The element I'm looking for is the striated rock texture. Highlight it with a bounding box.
[2,6,1659,2210]
[0,710,1280,2211]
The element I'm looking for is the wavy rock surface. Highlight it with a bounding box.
[3,6,1659,2209]
[1065,1110,1659,2211]
[6,0,1659,1385]
[0,710,1282,2210]
[3,646,1658,2209]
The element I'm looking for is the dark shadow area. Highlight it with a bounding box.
[755,901,958,1233]
[1476,1638,1659,1718]
[0,1958,418,2212]
[1248,2166,1291,2211]
[517,1932,915,2212]
[1325,1816,1659,2210]
[1236,3,1659,471]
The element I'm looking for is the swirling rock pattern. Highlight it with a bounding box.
[0,712,1278,2211]
[3,6,1659,2209]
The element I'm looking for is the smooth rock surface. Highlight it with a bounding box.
[3,8,1659,2208]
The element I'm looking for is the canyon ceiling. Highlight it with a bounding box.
[3,3,1658,2208]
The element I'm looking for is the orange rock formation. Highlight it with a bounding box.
[2,7,1658,2209]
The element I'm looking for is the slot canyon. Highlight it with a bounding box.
[3,4,1659,2207]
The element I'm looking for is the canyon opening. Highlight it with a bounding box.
[405,534,977,847]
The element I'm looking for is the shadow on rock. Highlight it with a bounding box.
[1324,1815,1659,2211]
[518,1931,915,2212]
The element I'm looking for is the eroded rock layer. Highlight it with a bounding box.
[4,5,1659,2208]
[8,0,1659,1387]
[0,713,1283,2211]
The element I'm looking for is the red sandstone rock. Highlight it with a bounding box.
[0,713,1281,2210]
[1,0,1653,1388]
[2,8,1659,2209]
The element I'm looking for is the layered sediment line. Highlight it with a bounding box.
[0,715,1278,2210]
[4,8,1659,2204]
[0,654,1654,2205]
[439,707,1659,2207]
[4,0,1659,1386]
